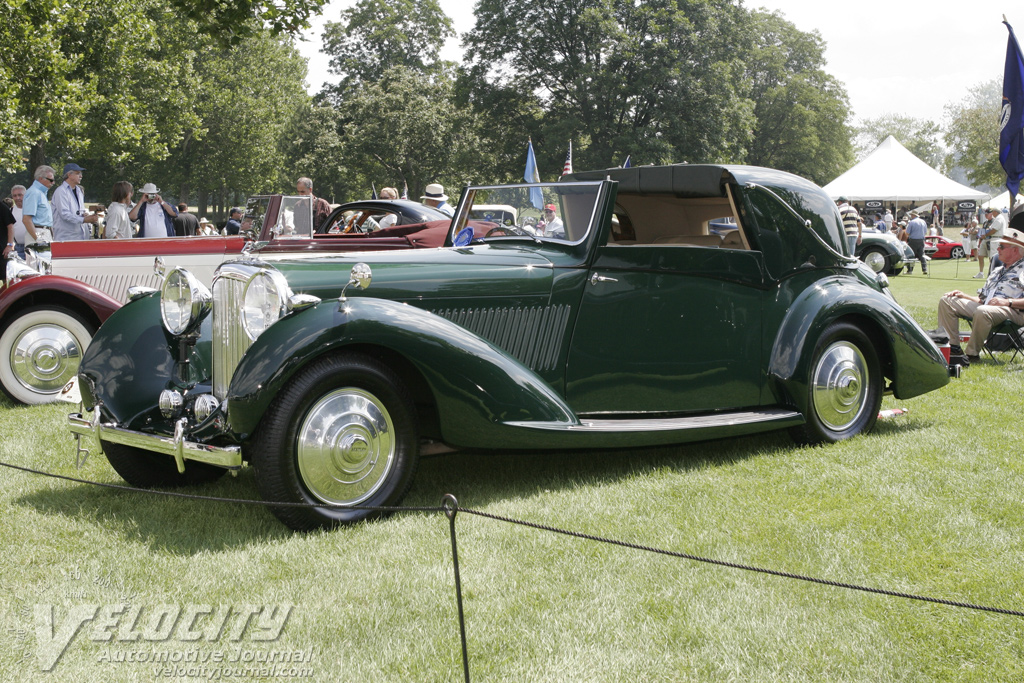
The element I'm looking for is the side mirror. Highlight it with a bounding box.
[341,262,372,302]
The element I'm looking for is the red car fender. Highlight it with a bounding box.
[0,274,123,329]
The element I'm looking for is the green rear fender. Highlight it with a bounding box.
[768,277,948,410]
[226,298,578,446]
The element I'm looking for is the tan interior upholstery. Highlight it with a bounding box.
[652,234,722,247]
[721,230,744,248]
[609,194,746,249]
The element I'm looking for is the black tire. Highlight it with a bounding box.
[0,305,95,404]
[249,353,419,531]
[859,247,889,274]
[789,322,882,445]
[103,441,227,488]
[950,246,965,259]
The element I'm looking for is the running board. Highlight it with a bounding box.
[506,408,802,433]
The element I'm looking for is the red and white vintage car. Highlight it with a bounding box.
[0,196,449,404]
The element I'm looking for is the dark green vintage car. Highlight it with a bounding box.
[855,229,917,275]
[68,165,949,530]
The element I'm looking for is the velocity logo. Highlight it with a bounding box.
[34,603,292,671]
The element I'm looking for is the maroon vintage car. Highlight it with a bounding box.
[0,196,449,404]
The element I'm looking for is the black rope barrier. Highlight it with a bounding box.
[453,506,1024,619]
[0,460,443,511]
[3,457,1023,683]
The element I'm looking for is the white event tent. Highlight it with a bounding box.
[823,135,988,204]
[982,190,1024,211]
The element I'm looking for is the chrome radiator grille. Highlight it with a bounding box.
[212,264,258,399]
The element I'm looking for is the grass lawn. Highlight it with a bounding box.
[1,257,1023,681]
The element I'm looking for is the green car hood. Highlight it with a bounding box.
[261,245,565,303]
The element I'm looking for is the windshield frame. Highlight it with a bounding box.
[450,181,606,247]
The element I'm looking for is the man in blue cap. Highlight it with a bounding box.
[51,162,99,241]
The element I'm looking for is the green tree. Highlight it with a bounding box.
[741,11,852,186]
[169,0,329,45]
[855,114,943,168]
[284,103,349,202]
[465,0,752,174]
[0,0,208,184]
[320,0,453,104]
[944,79,1003,189]
[340,66,485,201]
[161,33,310,212]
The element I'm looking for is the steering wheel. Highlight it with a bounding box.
[342,213,364,234]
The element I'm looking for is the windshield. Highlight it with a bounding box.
[451,182,604,245]
[243,196,313,239]
[274,196,313,238]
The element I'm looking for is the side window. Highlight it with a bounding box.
[609,207,637,243]
[740,186,830,278]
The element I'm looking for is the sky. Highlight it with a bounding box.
[295,0,1019,125]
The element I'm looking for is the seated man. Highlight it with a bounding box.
[938,227,1024,363]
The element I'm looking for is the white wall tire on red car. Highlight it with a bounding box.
[0,306,94,404]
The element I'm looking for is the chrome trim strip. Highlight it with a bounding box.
[506,409,802,432]
[68,411,242,469]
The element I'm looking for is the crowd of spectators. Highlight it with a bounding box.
[1,165,341,255]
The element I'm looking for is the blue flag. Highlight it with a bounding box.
[622,154,632,169]
[524,139,543,210]
[1001,21,1024,197]
[371,182,378,200]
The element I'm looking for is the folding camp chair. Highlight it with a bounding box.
[981,319,1024,365]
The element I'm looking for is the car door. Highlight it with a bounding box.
[564,241,767,415]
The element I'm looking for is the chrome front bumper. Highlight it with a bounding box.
[68,410,242,472]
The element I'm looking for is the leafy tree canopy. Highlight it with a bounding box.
[741,11,852,186]
[465,0,753,173]
[340,65,485,200]
[944,79,1003,190]
[169,0,329,45]
[855,114,943,168]
[320,0,453,104]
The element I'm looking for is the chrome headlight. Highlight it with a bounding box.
[241,269,290,340]
[160,267,212,336]
[5,255,41,284]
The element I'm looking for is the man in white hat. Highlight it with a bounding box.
[421,183,453,217]
[938,227,1024,363]
[128,182,177,237]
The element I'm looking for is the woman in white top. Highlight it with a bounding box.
[105,181,134,239]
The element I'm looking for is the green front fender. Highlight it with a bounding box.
[768,276,948,411]
[226,298,578,447]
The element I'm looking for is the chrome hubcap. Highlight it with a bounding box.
[11,323,84,394]
[811,341,869,431]
[863,251,885,272]
[296,388,395,505]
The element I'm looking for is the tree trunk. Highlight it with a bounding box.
[196,189,208,218]
[28,141,45,176]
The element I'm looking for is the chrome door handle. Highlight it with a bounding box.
[590,272,618,285]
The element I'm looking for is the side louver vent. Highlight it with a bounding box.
[430,305,570,371]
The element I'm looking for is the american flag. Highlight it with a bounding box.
[561,141,573,176]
